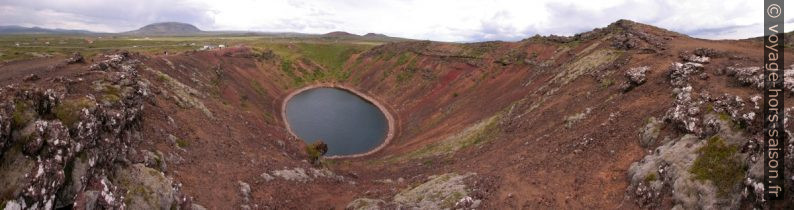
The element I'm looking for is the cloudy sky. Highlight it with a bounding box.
[0,0,791,42]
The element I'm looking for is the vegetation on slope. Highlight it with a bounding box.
[689,136,745,197]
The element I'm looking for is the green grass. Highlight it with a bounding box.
[0,35,202,62]
[396,68,417,83]
[644,172,658,182]
[294,43,365,82]
[54,97,95,128]
[689,136,745,197]
[462,43,499,58]
[305,142,324,163]
[0,34,382,63]
[175,138,190,148]
[561,39,582,48]
[600,78,614,89]
[252,42,373,84]
[391,52,420,83]
[716,112,745,130]
[279,59,303,86]
[296,43,359,71]
[717,112,731,122]
[102,84,122,103]
[250,80,267,97]
[381,114,502,163]
[12,101,34,127]
[395,52,414,66]
[156,73,169,82]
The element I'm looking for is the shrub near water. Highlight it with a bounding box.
[305,141,328,164]
[689,136,745,197]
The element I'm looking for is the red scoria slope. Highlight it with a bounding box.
[0,20,792,209]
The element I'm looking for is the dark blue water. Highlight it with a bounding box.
[285,88,388,156]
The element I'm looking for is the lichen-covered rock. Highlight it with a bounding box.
[611,33,641,50]
[454,196,481,209]
[393,173,474,209]
[607,20,668,51]
[89,52,133,72]
[65,52,85,64]
[271,168,311,182]
[627,135,710,208]
[663,85,702,134]
[192,204,208,210]
[23,74,40,82]
[693,48,722,58]
[55,154,90,209]
[269,167,344,182]
[639,117,661,147]
[346,198,387,210]
[621,66,650,92]
[238,181,251,203]
[345,173,480,209]
[724,64,794,97]
[668,62,703,87]
[724,65,762,87]
[112,164,177,210]
[626,66,650,85]
[680,51,710,64]
[0,52,190,209]
[630,109,751,209]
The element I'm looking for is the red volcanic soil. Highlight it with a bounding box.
[1,20,792,209]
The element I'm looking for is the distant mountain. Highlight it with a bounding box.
[322,31,410,42]
[324,31,359,37]
[0,25,96,35]
[363,33,390,38]
[747,31,794,48]
[0,22,413,42]
[123,22,202,36]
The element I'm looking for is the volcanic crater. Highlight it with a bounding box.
[0,19,792,209]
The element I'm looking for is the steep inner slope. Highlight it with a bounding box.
[0,20,792,209]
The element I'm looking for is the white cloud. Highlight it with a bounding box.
[0,0,790,42]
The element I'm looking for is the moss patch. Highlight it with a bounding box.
[11,101,34,128]
[689,136,745,197]
[644,172,657,182]
[53,97,95,128]
[600,78,614,89]
[175,138,189,148]
[102,85,122,103]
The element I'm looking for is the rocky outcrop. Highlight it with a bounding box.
[112,164,180,210]
[627,47,786,209]
[347,173,482,210]
[65,52,85,64]
[620,66,650,92]
[0,52,191,209]
[628,118,748,209]
[267,167,344,183]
